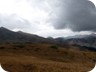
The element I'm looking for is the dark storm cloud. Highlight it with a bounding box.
[51,0,96,31]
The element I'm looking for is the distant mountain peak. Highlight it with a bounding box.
[0,27,6,29]
[0,27,7,30]
[0,27,12,32]
[17,31,23,33]
[0,27,13,33]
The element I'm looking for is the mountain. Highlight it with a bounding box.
[0,27,96,52]
[65,34,96,46]
[64,34,96,51]
[0,27,53,43]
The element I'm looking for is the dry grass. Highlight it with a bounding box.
[0,43,95,72]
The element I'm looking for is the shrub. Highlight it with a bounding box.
[0,46,5,49]
[13,48,17,49]
[34,48,40,51]
[50,45,58,49]
[13,44,25,48]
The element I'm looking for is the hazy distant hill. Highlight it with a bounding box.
[64,34,96,51]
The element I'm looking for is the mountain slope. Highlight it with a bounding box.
[64,34,96,51]
[0,27,96,52]
[0,27,48,43]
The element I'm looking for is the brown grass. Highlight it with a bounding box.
[0,43,95,72]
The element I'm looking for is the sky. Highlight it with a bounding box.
[0,0,96,38]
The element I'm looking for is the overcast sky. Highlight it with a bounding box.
[0,0,96,38]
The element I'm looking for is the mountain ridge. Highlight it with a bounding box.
[0,27,48,43]
[0,27,96,52]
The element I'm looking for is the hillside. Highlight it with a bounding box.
[0,27,96,72]
[0,43,96,72]
[0,27,96,52]
[0,27,54,43]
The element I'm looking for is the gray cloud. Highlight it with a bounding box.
[0,14,31,30]
[0,14,46,34]
[0,0,96,38]
[50,0,96,31]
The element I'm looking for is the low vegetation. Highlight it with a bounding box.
[0,43,95,72]
[50,45,59,49]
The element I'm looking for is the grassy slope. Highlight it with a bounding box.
[0,43,96,72]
